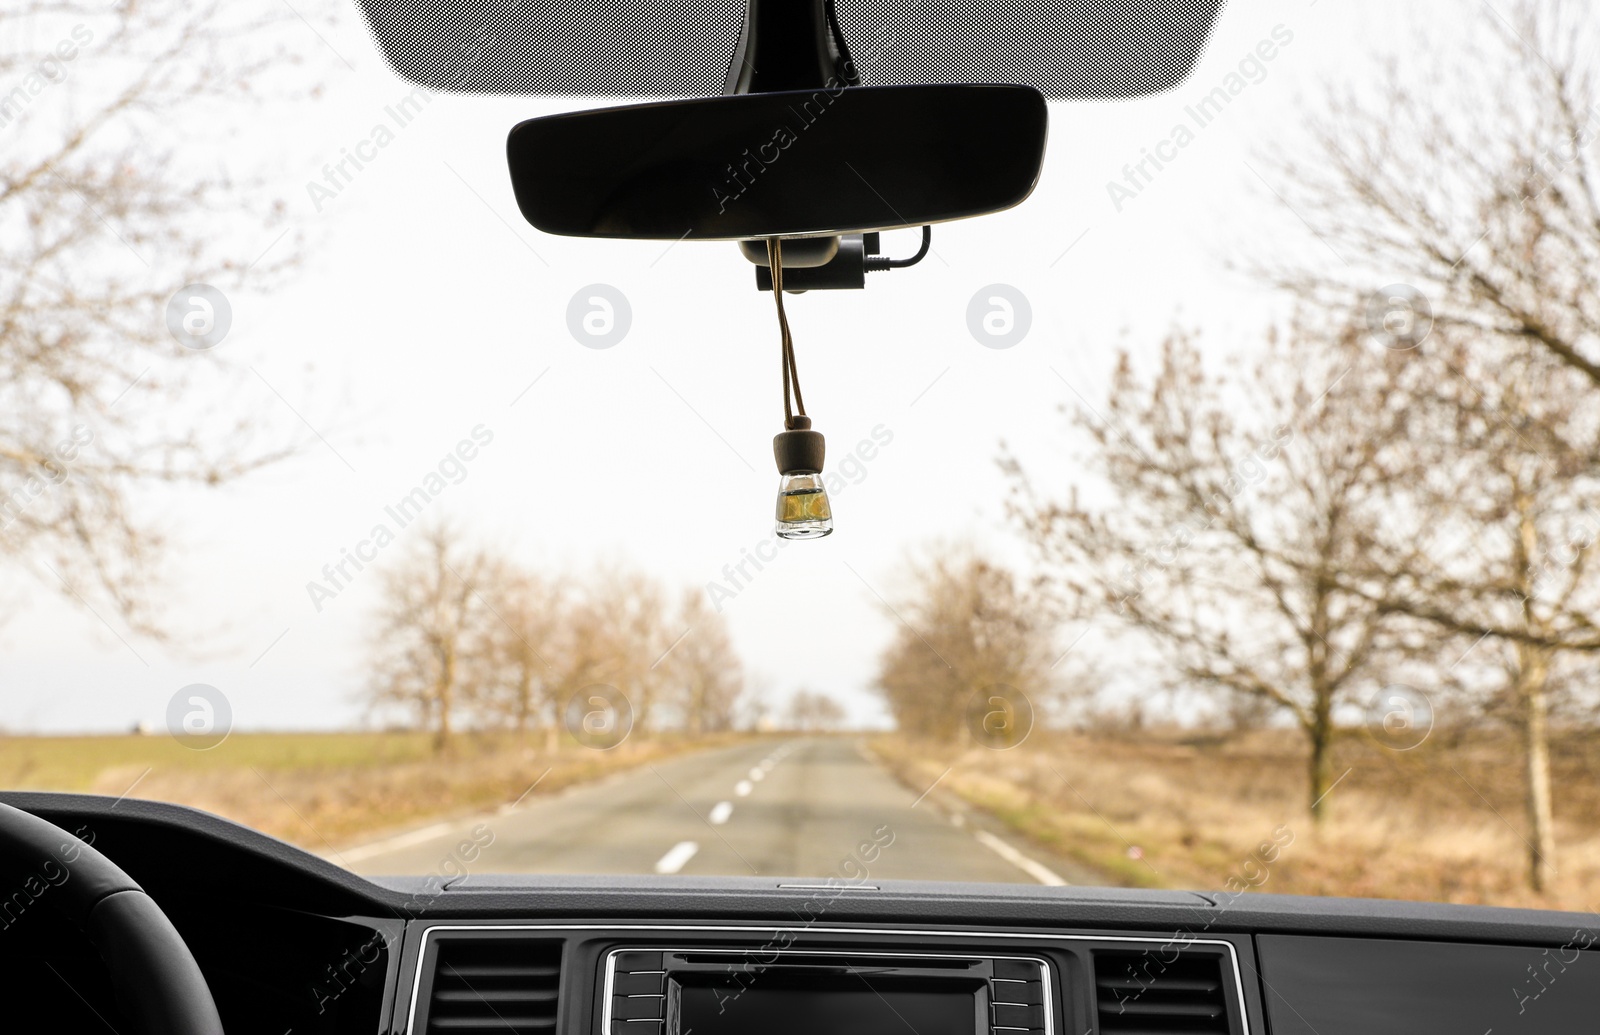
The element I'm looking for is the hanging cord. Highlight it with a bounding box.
[767,237,807,427]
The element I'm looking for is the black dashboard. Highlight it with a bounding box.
[3,793,1597,1035]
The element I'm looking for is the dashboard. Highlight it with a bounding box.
[2,792,1597,1035]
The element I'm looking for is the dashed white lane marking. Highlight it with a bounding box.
[655,840,699,874]
[973,830,1068,886]
[339,822,454,862]
[708,801,734,825]
[749,767,765,781]
[734,779,754,797]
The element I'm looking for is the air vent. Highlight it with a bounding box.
[422,937,563,1035]
[1093,950,1229,1035]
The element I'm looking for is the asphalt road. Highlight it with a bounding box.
[341,736,1096,885]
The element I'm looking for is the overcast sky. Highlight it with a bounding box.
[0,0,1457,733]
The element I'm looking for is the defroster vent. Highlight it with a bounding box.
[1093,950,1230,1035]
[419,936,564,1035]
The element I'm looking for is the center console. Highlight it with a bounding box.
[402,922,1255,1035]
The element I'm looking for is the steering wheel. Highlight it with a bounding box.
[0,802,224,1035]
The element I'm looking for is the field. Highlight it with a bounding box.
[8,726,1599,911]
[0,729,747,849]
[873,728,1600,912]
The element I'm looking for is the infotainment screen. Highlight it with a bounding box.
[642,949,1007,1035]
[675,980,982,1035]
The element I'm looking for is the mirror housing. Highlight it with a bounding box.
[506,83,1047,241]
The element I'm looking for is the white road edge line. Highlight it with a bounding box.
[655,840,700,874]
[972,830,1069,887]
[708,801,734,825]
[338,822,455,863]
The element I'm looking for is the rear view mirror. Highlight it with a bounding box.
[507,83,1047,241]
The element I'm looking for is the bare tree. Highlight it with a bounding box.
[1259,1,1600,388]
[478,564,566,747]
[1255,0,1600,881]
[367,524,494,754]
[0,2,314,630]
[735,672,779,732]
[663,589,744,736]
[874,547,1055,745]
[367,539,753,747]
[1345,331,1600,889]
[1005,323,1443,821]
[551,566,677,735]
[783,689,847,732]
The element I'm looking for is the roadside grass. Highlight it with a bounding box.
[0,730,754,850]
[0,731,439,791]
[872,728,1600,912]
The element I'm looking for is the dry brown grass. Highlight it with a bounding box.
[3,730,751,849]
[873,728,1600,912]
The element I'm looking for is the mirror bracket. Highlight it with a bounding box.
[754,235,866,292]
[745,228,933,292]
[724,0,859,96]
[725,0,861,278]
[738,237,840,269]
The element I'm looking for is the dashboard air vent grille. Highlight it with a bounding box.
[1093,950,1228,1035]
[425,937,563,1035]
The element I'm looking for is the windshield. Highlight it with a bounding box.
[5,0,1598,913]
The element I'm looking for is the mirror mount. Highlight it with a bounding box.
[724,0,859,96]
[738,227,933,292]
[725,0,861,280]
